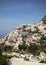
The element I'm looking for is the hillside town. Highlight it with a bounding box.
[0,16,46,65]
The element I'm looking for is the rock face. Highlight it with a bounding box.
[0,16,46,50]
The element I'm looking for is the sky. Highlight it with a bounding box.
[0,0,46,36]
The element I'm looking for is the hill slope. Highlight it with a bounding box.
[0,16,46,54]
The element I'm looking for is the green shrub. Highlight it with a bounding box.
[27,44,39,55]
[0,54,7,65]
[18,43,28,51]
[4,46,13,52]
[0,43,5,53]
[18,43,39,55]
[40,34,46,53]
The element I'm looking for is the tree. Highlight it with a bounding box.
[4,46,13,52]
[0,43,7,65]
[0,43,5,54]
[0,54,7,65]
[18,43,28,51]
[18,34,28,51]
[28,44,39,55]
[40,34,46,53]
[34,26,39,33]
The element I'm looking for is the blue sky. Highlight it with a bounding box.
[0,0,46,34]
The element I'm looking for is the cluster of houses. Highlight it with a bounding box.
[0,16,46,64]
[0,22,46,46]
[0,16,46,50]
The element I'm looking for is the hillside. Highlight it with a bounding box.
[0,16,46,55]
